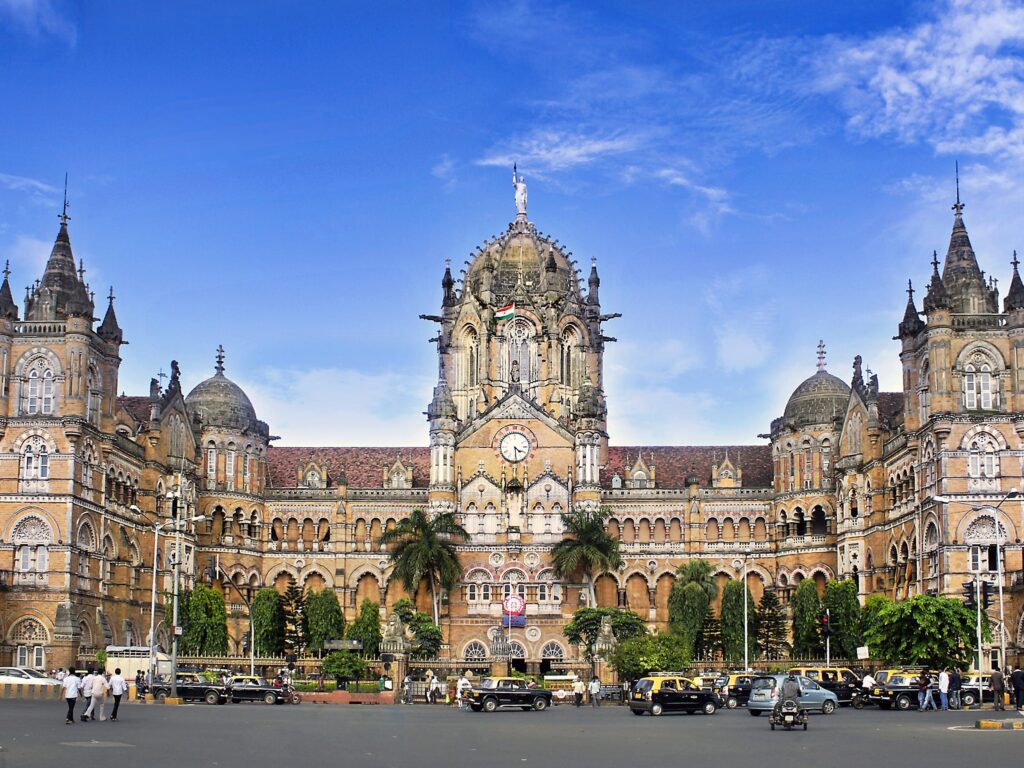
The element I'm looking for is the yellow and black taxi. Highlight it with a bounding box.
[868,671,931,710]
[629,675,721,716]
[788,666,860,705]
[466,677,552,712]
[713,672,760,708]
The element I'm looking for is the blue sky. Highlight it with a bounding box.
[2,0,1023,447]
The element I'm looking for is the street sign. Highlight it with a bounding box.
[324,639,364,651]
[502,615,526,628]
[173,625,183,636]
[502,594,526,615]
[856,645,870,660]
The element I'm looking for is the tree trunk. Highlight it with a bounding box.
[430,572,439,625]
[585,572,596,608]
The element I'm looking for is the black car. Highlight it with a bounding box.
[713,673,759,708]
[869,673,951,710]
[227,675,290,704]
[151,673,227,704]
[466,677,552,712]
[629,676,721,716]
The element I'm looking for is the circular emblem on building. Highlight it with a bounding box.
[524,552,540,568]
[489,552,504,568]
[502,594,526,615]
[294,559,305,569]
[526,627,541,642]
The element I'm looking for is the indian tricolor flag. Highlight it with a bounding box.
[495,303,515,321]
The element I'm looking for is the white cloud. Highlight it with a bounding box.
[238,366,433,446]
[0,172,59,206]
[0,0,75,44]
[2,234,50,281]
[431,154,457,192]
[477,130,647,175]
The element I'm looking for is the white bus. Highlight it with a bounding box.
[104,646,171,679]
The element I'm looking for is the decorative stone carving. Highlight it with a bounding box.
[12,515,52,544]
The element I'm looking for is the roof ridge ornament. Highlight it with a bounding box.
[816,340,826,372]
[953,161,965,220]
[215,344,225,375]
[59,172,70,227]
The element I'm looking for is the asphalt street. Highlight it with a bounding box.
[1,699,1022,768]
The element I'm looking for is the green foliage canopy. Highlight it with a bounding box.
[863,594,988,669]
[251,587,286,656]
[719,580,757,664]
[304,588,346,657]
[563,607,648,661]
[668,581,709,658]
[756,588,790,661]
[609,633,691,681]
[790,579,823,658]
[322,650,369,681]
[823,580,862,659]
[182,584,228,656]
[346,599,382,658]
[551,507,622,606]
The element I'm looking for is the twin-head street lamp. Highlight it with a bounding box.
[932,488,1019,674]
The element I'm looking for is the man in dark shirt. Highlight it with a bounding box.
[990,667,1006,711]
[918,669,936,711]
[1010,667,1024,709]
[949,669,962,709]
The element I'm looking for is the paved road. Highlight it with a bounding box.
[1,699,1022,768]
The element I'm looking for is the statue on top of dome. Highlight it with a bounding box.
[513,163,528,218]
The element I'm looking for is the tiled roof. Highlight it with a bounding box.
[604,445,773,489]
[118,395,155,425]
[267,446,431,489]
[877,392,905,426]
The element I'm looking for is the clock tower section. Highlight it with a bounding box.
[424,177,616,556]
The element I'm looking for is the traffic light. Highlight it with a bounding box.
[962,581,978,611]
[820,610,831,637]
[981,580,994,611]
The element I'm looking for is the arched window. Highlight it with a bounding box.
[12,515,52,579]
[86,365,100,425]
[968,437,997,479]
[206,443,217,481]
[540,641,564,659]
[501,569,527,599]
[463,641,488,660]
[820,439,831,478]
[504,319,536,387]
[561,327,580,387]
[964,362,994,410]
[225,446,236,490]
[21,437,50,482]
[11,618,48,669]
[460,327,479,389]
[918,360,930,422]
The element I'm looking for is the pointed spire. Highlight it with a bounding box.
[215,344,225,375]
[941,171,994,313]
[899,279,925,338]
[586,256,600,305]
[923,250,951,312]
[26,194,94,321]
[0,260,17,321]
[442,257,457,307]
[97,286,123,344]
[1004,251,1024,312]
[816,340,827,372]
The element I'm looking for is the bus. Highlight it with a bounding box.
[104,646,171,679]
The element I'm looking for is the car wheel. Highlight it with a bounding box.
[962,692,976,707]
[650,703,663,716]
[852,697,865,710]
[483,697,498,713]
[703,701,717,715]
[290,693,302,705]
[264,692,277,705]
[749,709,762,716]
[533,697,548,711]
[895,695,912,711]
[822,700,836,715]
[204,690,220,705]
[156,691,167,703]
[631,708,644,716]
[727,696,738,709]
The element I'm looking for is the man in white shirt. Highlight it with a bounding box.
[456,673,472,709]
[85,671,109,721]
[62,669,81,724]
[862,672,875,691]
[80,669,95,721]
[588,677,602,707]
[109,667,127,721]
[938,668,951,711]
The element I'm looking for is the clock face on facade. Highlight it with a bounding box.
[499,432,531,463]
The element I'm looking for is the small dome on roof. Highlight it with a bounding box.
[185,347,265,435]
[783,370,850,428]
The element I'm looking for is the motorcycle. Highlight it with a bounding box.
[282,683,302,705]
[851,690,875,709]
[769,698,808,731]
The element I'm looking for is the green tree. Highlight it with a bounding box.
[251,587,286,656]
[551,507,622,607]
[864,594,988,668]
[609,633,690,681]
[391,598,442,659]
[823,579,862,659]
[756,588,789,661]
[675,560,720,601]
[378,508,468,624]
[719,580,757,665]
[791,579,824,658]
[304,588,346,657]
[696,615,721,661]
[859,594,893,657]
[668,581,710,657]
[346,599,382,658]
[322,650,369,681]
[563,607,648,661]
[281,575,306,654]
[182,584,228,656]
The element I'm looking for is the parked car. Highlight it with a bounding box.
[713,673,760,708]
[628,675,721,716]
[150,672,227,704]
[788,666,860,705]
[226,675,291,704]
[466,677,552,712]
[747,674,838,716]
[0,667,60,686]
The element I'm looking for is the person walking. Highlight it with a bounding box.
[991,667,1006,711]
[85,670,109,722]
[456,672,471,710]
[950,669,962,709]
[938,668,950,711]
[429,674,442,705]
[1010,666,1024,710]
[588,677,601,707]
[572,676,585,708]
[917,668,936,711]
[62,668,81,724]
[80,668,95,721]
[109,668,127,721]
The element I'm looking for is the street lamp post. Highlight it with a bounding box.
[214,560,256,676]
[167,474,203,701]
[733,549,753,671]
[146,519,167,689]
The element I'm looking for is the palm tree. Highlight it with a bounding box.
[551,506,622,607]
[675,559,719,602]
[378,508,468,625]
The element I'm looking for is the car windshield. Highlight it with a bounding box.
[634,680,653,693]
[752,678,777,690]
[890,676,912,686]
[479,679,499,690]
[21,669,48,678]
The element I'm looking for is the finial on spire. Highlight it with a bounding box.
[107,286,115,304]
[907,279,914,300]
[59,173,69,226]
[816,340,826,372]
[215,344,225,374]
[1013,250,1020,272]
[952,161,964,218]
[3,260,9,281]
[78,258,85,281]
[932,249,940,272]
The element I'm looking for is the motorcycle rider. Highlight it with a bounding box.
[774,673,803,719]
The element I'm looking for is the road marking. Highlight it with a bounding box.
[58,741,134,748]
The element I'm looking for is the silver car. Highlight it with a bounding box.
[747,674,838,716]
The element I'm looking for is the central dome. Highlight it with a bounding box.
[783,370,850,428]
[185,351,265,435]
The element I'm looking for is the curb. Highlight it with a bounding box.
[976,720,1024,730]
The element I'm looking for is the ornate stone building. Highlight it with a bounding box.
[2,182,1023,673]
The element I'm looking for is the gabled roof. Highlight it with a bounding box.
[604,445,772,489]
[267,446,431,489]
[118,395,155,425]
